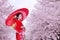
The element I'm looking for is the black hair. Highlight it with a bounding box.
[16,13,22,19]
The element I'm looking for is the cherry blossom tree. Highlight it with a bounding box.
[24,0,60,40]
[0,0,16,40]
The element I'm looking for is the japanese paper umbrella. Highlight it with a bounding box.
[5,8,29,26]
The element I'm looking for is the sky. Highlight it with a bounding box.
[8,0,37,13]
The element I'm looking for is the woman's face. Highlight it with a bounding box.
[18,14,22,20]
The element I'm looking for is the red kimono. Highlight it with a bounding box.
[14,19,25,40]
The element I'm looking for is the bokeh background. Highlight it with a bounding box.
[0,0,60,40]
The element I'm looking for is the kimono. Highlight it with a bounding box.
[14,19,25,40]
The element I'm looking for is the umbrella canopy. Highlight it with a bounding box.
[5,8,29,26]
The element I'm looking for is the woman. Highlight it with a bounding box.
[5,8,29,40]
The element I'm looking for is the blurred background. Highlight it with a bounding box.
[0,0,60,40]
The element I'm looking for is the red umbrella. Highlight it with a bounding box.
[5,8,29,26]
